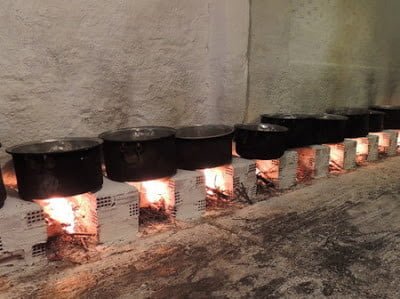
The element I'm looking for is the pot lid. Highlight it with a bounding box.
[176,124,234,139]
[369,110,385,115]
[261,113,318,119]
[370,105,400,110]
[235,123,288,132]
[326,107,369,115]
[316,113,348,121]
[6,138,103,155]
[99,126,175,142]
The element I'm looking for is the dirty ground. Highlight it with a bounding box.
[1,156,400,298]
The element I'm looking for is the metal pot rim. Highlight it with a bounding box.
[234,123,288,132]
[316,113,349,121]
[326,107,369,115]
[6,137,103,155]
[176,124,234,139]
[99,126,176,142]
[369,109,386,115]
[370,105,400,110]
[261,113,318,119]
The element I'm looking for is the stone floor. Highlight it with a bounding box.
[1,156,400,298]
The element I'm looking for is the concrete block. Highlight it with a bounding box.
[371,130,399,157]
[256,149,298,190]
[0,195,47,270]
[327,140,357,171]
[367,134,379,162]
[172,170,206,221]
[231,157,257,200]
[95,178,139,245]
[384,130,399,156]
[296,145,330,180]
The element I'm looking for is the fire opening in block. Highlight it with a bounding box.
[130,178,175,226]
[370,131,399,156]
[397,130,400,145]
[33,193,98,261]
[256,160,279,189]
[327,143,345,172]
[296,148,315,182]
[202,165,234,208]
[350,137,369,165]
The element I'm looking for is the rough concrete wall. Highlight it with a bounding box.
[0,0,249,158]
[247,0,400,121]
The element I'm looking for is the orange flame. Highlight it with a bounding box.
[203,168,225,191]
[141,179,171,205]
[255,160,279,180]
[129,179,172,209]
[202,166,231,197]
[34,193,97,236]
[397,130,400,146]
[36,197,75,234]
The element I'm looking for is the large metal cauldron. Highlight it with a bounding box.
[234,123,288,160]
[260,114,317,148]
[327,108,369,138]
[370,105,400,129]
[6,138,103,201]
[99,126,177,182]
[176,125,234,170]
[368,110,385,132]
[314,114,348,144]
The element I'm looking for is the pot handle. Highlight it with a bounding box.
[120,143,143,164]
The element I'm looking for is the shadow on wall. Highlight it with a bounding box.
[378,1,400,105]
[323,0,379,109]
[325,0,400,108]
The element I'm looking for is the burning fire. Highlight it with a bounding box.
[203,168,226,195]
[201,166,232,201]
[129,179,172,209]
[37,197,75,233]
[255,160,279,180]
[397,130,400,146]
[35,193,97,237]
[141,179,171,205]
[352,137,369,164]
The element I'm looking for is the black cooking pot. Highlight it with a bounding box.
[176,125,234,170]
[260,114,317,148]
[6,138,103,201]
[314,114,348,144]
[0,143,7,208]
[368,110,385,132]
[370,105,400,129]
[234,123,288,160]
[99,126,177,182]
[326,108,369,138]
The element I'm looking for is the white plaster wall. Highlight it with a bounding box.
[1,0,400,163]
[247,0,400,121]
[0,0,249,159]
